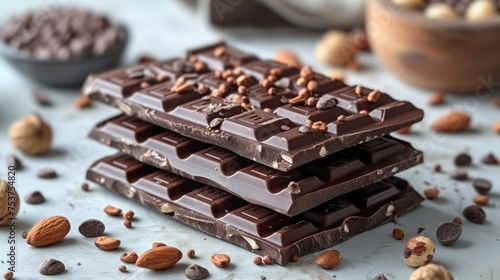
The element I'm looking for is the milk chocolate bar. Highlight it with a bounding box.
[83,42,424,171]
[86,154,423,265]
[89,114,423,216]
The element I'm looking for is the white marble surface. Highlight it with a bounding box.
[0,1,499,279]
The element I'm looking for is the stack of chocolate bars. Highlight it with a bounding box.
[83,42,425,265]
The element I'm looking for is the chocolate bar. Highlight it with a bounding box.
[86,154,423,265]
[89,114,423,216]
[83,42,424,171]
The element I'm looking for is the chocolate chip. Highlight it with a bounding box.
[39,259,65,275]
[472,178,492,195]
[24,191,45,204]
[450,169,468,181]
[463,205,486,224]
[6,153,22,170]
[37,168,57,179]
[436,222,462,246]
[372,274,387,280]
[480,153,498,165]
[433,163,442,172]
[185,264,209,280]
[33,90,51,106]
[78,219,105,237]
[454,152,472,166]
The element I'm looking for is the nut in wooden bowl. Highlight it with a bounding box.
[367,0,500,93]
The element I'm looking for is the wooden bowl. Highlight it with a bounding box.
[366,0,500,93]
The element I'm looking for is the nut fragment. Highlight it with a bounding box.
[429,90,445,105]
[213,46,226,57]
[409,263,453,280]
[315,250,341,269]
[452,217,462,225]
[253,256,262,265]
[103,205,122,216]
[94,236,121,251]
[210,253,231,268]
[431,111,470,132]
[423,187,439,199]
[402,236,435,267]
[492,121,500,134]
[312,121,327,133]
[75,95,92,108]
[123,220,132,228]
[0,180,20,225]
[120,251,138,263]
[307,80,318,92]
[118,265,127,272]
[186,249,196,258]
[27,215,71,247]
[473,194,489,205]
[262,255,272,265]
[367,90,381,103]
[8,114,52,155]
[289,88,310,105]
[123,210,134,220]
[136,246,182,270]
[392,228,405,240]
[3,271,13,280]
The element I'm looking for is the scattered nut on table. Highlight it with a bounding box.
[466,0,498,21]
[0,179,20,225]
[315,30,357,66]
[408,263,453,280]
[403,236,435,267]
[8,114,52,155]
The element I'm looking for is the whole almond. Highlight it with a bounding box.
[275,50,301,68]
[315,250,341,269]
[136,246,182,270]
[94,236,121,251]
[27,215,70,247]
[210,253,231,268]
[432,111,470,132]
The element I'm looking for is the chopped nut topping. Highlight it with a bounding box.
[367,90,381,103]
[312,121,327,132]
[354,85,363,96]
[194,61,206,72]
[270,67,283,77]
[296,77,307,86]
[337,115,346,122]
[263,108,273,113]
[214,45,226,57]
[307,80,318,92]
[260,79,272,89]
[359,110,368,115]
[267,75,277,83]
[236,75,248,86]
[215,70,223,79]
[305,97,318,107]
[198,84,208,94]
[267,87,277,96]
[305,120,314,127]
[238,86,248,95]
[140,82,150,89]
[156,74,168,82]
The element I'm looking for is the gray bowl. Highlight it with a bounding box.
[0,28,127,87]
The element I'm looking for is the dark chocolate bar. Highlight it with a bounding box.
[83,42,424,171]
[89,114,424,216]
[87,154,423,265]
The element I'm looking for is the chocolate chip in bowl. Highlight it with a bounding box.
[0,7,127,87]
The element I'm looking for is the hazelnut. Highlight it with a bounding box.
[315,30,357,66]
[409,263,453,280]
[8,114,52,155]
[0,179,20,225]
[425,3,459,19]
[423,187,440,199]
[466,0,497,21]
[403,236,435,267]
[392,0,424,9]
